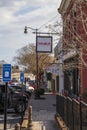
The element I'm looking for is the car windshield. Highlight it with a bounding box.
[9,85,26,91]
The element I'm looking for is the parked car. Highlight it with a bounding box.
[9,78,19,85]
[26,82,35,92]
[9,84,32,98]
[0,84,28,113]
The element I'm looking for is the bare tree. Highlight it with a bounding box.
[14,44,53,78]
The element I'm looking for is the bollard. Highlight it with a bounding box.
[15,123,20,130]
[41,125,46,130]
[28,105,32,127]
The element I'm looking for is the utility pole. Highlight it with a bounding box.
[24,26,39,88]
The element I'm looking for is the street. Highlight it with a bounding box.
[0,108,23,130]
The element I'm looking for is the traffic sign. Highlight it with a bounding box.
[2,64,11,82]
[20,72,24,82]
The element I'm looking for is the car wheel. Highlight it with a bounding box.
[14,100,26,113]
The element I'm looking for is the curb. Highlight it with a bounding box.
[21,110,28,128]
[21,95,33,129]
[55,114,68,130]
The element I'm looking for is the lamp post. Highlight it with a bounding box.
[24,26,39,88]
[24,26,59,90]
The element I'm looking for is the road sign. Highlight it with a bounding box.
[20,72,24,82]
[2,64,11,82]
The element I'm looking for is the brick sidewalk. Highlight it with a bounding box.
[21,93,61,130]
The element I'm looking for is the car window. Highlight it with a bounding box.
[0,85,5,93]
[1,87,5,93]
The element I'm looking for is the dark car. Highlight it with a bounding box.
[0,84,28,113]
[8,84,32,98]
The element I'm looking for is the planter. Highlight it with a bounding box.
[34,88,45,99]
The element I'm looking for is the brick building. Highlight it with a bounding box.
[58,0,87,96]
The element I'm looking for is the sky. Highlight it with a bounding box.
[0,0,62,64]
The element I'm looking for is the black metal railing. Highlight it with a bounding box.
[56,94,87,130]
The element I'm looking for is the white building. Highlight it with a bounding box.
[54,39,64,93]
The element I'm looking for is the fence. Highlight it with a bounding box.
[56,94,87,130]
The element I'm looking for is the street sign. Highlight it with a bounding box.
[20,72,24,82]
[2,64,11,82]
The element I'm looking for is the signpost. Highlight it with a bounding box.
[20,72,24,125]
[2,64,11,130]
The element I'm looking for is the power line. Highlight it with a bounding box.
[38,14,59,31]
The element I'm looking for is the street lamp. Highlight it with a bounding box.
[24,26,39,88]
[24,26,59,89]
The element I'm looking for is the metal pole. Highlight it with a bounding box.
[36,52,38,88]
[24,26,39,89]
[20,81,24,127]
[36,29,38,89]
[4,82,8,130]
[80,97,82,130]
[72,99,74,130]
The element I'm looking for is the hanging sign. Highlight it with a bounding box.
[36,36,52,53]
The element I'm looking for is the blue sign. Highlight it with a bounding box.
[2,64,11,82]
[20,72,24,82]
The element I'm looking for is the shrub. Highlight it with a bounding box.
[38,88,45,95]
[34,88,45,96]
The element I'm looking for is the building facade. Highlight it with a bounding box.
[58,0,87,96]
[54,39,64,93]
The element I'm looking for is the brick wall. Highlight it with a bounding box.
[61,0,87,94]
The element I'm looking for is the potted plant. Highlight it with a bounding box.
[34,88,45,99]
